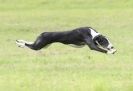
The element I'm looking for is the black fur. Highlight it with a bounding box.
[24,27,108,53]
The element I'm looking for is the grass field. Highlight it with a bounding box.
[0,0,133,91]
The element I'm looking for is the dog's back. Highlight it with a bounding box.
[43,27,97,45]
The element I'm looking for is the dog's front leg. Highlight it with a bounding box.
[84,37,107,53]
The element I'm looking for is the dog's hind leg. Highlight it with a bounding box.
[16,33,50,50]
[16,40,33,48]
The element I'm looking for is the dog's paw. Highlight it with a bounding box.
[16,40,26,48]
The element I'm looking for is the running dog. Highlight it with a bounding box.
[16,27,116,54]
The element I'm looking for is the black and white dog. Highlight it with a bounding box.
[16,27,116,54]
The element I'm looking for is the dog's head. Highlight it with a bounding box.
[93,35,116,54]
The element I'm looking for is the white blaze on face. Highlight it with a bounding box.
[90,28,100,39]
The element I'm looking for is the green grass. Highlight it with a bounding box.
[0,0,133,91]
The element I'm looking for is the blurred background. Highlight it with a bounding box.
[0,0,133,91]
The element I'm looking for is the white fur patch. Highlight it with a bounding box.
[90,28,100,39]
[107,49,116,54]
[16,40,33,48]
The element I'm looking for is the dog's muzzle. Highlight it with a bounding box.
[95,41,117,54]
[100,46,117,54]
[107,48,117,54]
[106,44,117,54]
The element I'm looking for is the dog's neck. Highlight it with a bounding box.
[90,28,100,39]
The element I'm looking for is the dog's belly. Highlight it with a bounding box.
[67,41,86,48]
[68,44,85,48]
